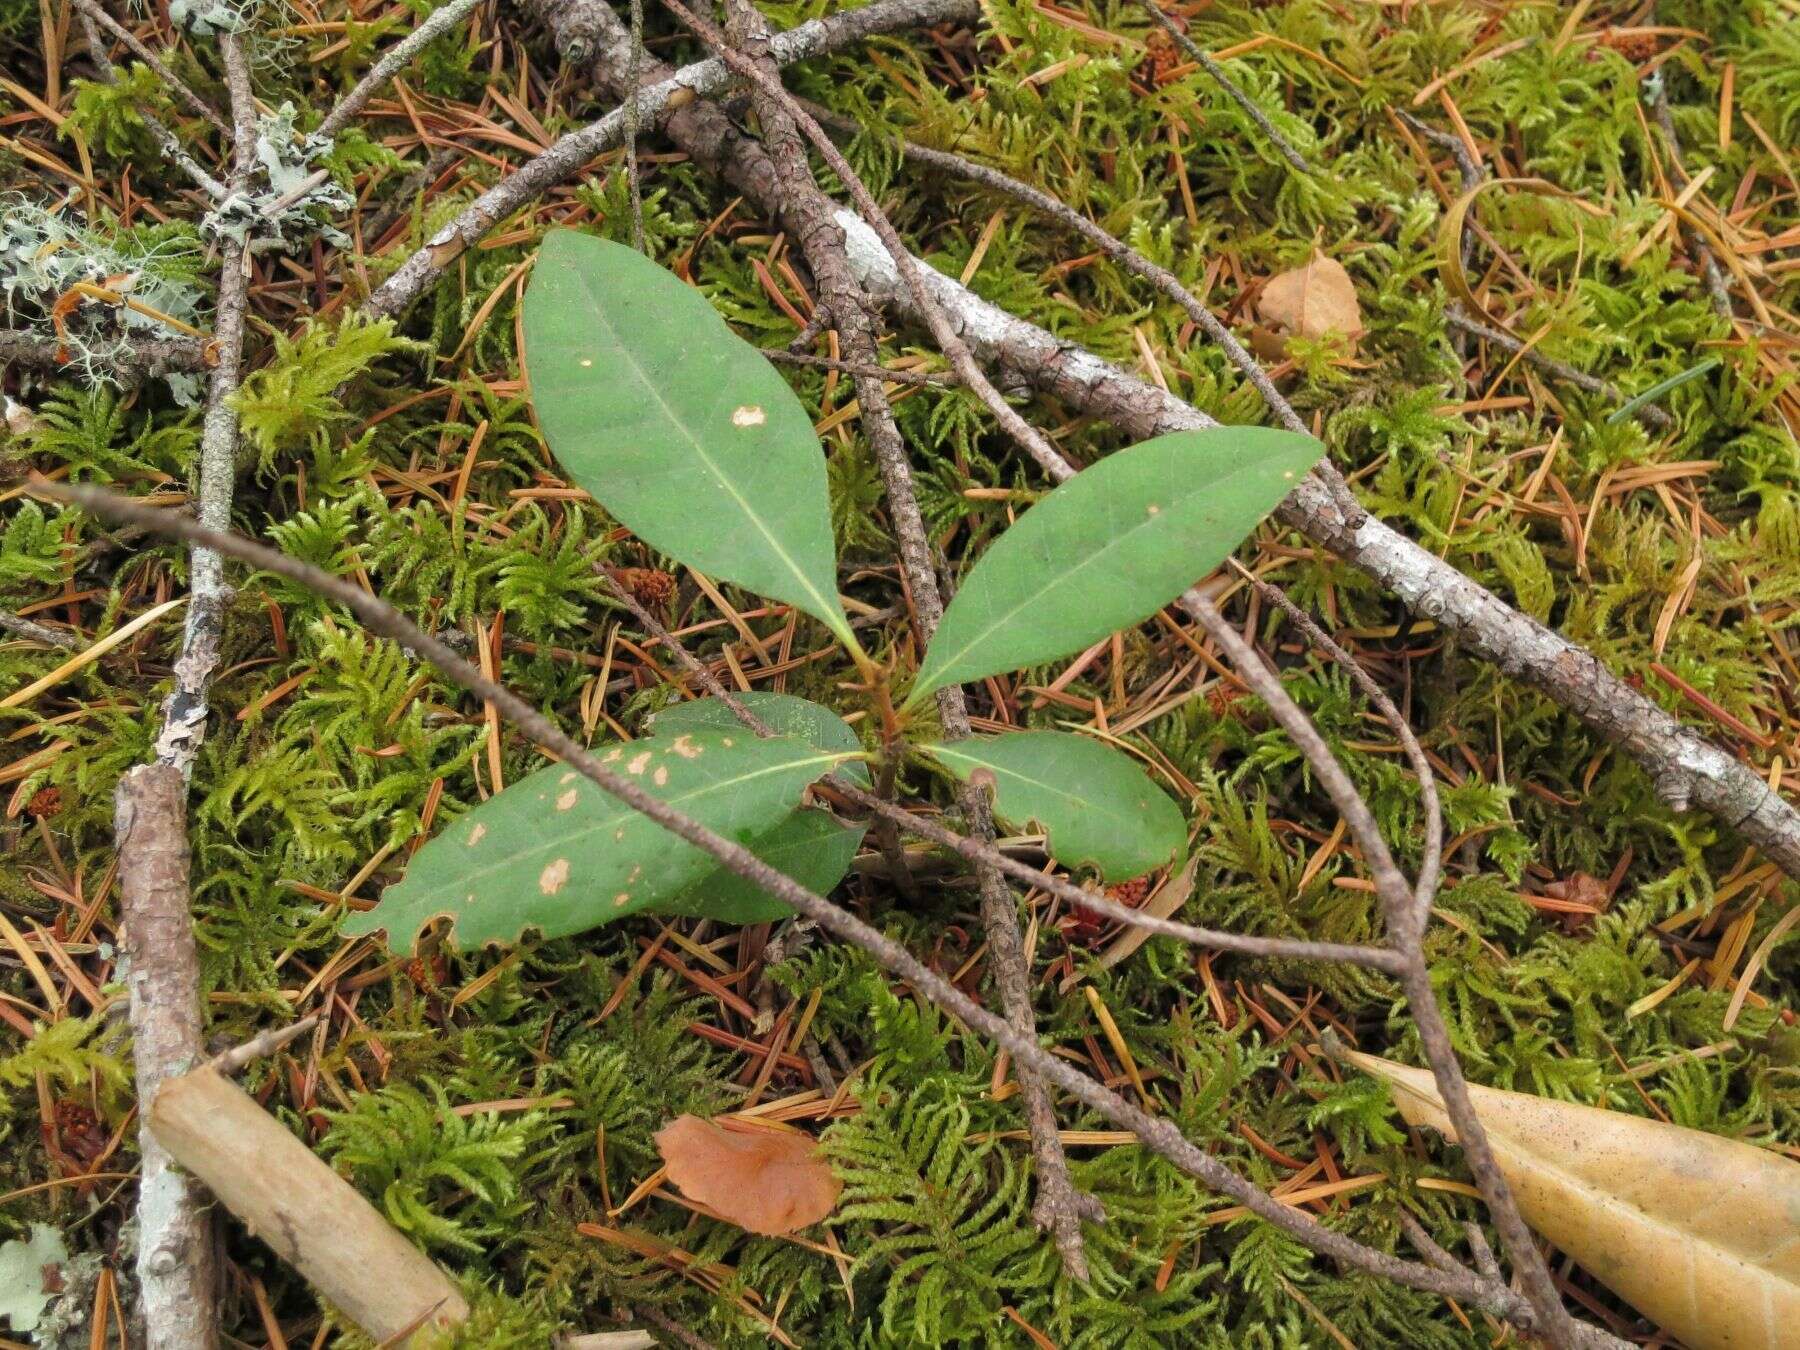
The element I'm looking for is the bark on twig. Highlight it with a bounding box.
[367,0,978,320]
[717,0,1096,1277]
[154,30,256,776]
[0,330,209,377]
[824,210,1800,880]
[316,0,487,139]
[0,608,78,646]
[114,764,219,1350]
[1444,307,1673,429]
[52,481,1628,1350]
[149,1068,469,1344]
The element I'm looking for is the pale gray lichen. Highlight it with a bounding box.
[167,0,253,36]
[201,103,353,251]
[0,196,207,401]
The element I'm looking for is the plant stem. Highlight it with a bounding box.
[49,480,1627,1350]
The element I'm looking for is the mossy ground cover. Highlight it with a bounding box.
[1,0,1797,1344]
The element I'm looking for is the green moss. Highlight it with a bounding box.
[3,0,1797,1344]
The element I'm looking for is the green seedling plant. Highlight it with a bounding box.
[348,229,1323,953]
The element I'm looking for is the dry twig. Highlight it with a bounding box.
[718,0,1097,1276]
[49,481,1628,1350]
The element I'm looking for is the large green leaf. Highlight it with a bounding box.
[523,230,855,648]
[907,428,1323,705]
[343,730,852,951]
[649,694,869,922]
[919,731,1184,881]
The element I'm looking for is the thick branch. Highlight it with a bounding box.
[0,330,209,377]
[153,30,255,775]
[826,210,1800,880]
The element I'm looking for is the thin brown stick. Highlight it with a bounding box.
[722,0,1095,1276]
[1176,585,1578,1346]
[48,481,1624,1348]
[316,0,486,139]
[70,0,230,133]
[760,348,952,386]
[1239,565,1442,931]
[741,99,1564,1316]
[1133,0,1311,175]
[208,1013,322,1076]
[1647,73,1735,319]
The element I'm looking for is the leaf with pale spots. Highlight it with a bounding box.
[343,730,853,951]
[649,694,869,922]
[906,428,1324,706]
[919,731,1184,881]
[523,230,856,649]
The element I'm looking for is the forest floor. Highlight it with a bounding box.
[1,0,1798,1345]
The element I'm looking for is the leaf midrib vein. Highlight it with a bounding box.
[568,261,842,632]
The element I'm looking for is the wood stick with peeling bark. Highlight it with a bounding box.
[115,763,219,1350]
[148,1067,469,1345]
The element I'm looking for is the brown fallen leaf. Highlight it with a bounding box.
[1347,1050,1800,1350]
[655,1114,841,1236]
[1256,251,1363,354]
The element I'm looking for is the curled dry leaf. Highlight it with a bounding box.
[655,1114,842,1236]
[1255,251,1362,355]
[1348,1050,1800,1350]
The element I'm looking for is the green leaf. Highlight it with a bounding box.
[343,730,851,951]
[649,694,870,922]
[919,731,1184,881]
[523,230,855,648]
[649,693,869,787]
[907,428,1322,705]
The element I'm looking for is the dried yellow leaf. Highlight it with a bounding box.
[1256,252,1362,352]
[1348,1050,1800,1350]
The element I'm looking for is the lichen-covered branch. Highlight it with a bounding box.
[153,30,255,774]
[827,210,1800,880]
